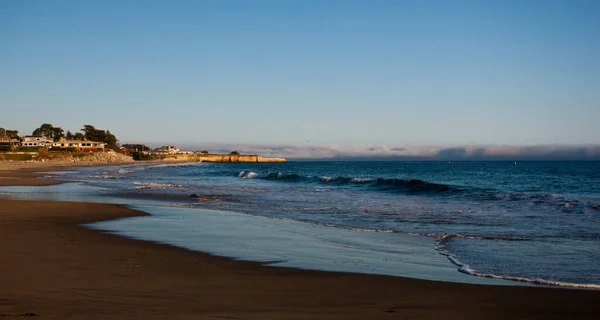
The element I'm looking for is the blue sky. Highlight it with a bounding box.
[1,0,599,151]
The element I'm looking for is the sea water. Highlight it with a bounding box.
[3,161,599,288]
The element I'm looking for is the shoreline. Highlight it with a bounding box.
[1,163,599,318]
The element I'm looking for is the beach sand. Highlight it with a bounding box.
[1,163,599,319]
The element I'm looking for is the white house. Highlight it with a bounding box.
[52,139,105,152]
[21,136,53,148]
[154,145,180,154]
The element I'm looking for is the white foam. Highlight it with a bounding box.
[435,236,600,290]
[238,171,259,179]
[148,162,202,169]
[245,172,260,179]
[457,265,600,289]
[132,182,183,189]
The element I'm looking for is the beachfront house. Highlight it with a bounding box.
[0,137,21,150]
[153,145,180,155]
[52,139,105,152]
[21,136,53,148]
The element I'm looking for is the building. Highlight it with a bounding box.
[153,145,180,155]
[52,139,105,152]
[0,138,21,150]
[120,144,150,154]
[21,136,53,148]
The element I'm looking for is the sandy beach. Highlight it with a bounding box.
[1,163,599,319]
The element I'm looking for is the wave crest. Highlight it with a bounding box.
[237,171,457,194]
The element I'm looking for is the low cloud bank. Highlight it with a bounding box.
[174,143,600,161]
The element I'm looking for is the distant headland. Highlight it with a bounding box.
[161,153,286,163]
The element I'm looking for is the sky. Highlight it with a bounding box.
[1,0,599,158]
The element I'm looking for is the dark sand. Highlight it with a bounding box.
[1,165,599,319]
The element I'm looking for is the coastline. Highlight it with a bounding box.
[1,163,599,319]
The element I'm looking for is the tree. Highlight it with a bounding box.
[81,125,119,149]
[122,144,150,152]
[230,151,240,155]
[73,132,85,140]
[65,130,73,140]
[104,130,118,149]
[32,123,63,141]
[52,127,64,141]
[6,130,19,139]
[200,150,209,154]
[81,125,106,142]
[32,123,54,138]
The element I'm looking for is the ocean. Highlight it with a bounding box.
[4,161,599,288]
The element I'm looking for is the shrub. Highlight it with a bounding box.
[37,148,51,159]
[132,152,154,161]
[0,154,33,161]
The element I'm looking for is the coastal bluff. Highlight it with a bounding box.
[161,153,286,163]
[199,154,286,163]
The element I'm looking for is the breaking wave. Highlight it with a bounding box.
[132,182,184,189]
[434,233,600,289]
[237,171,458,194]
[236,171,600,211]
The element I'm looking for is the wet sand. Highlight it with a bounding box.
[1,164,599,319]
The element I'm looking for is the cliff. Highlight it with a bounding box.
[198,154,286,163]
[159,154,286,163]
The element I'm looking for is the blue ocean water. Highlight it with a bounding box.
[37,161,600,288]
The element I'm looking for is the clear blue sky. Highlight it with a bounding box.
[1,0,599,147]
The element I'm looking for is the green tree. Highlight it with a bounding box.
[52,127,64,141]
[81,125,119,149]
[32,123,63,141]
[6,130,19,139]
[73,132,85,140]
[122,144,150,152]
[104,130,118,149]
[81,125,106,142]
[65,130,73,140]
[32,123,54,138]
[230,151,240,155]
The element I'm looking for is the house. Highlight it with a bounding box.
[153,145,180,154]
[0,137,21,150]
[52,139,105,152]
[21,136,53,148]
[120,144,150,154]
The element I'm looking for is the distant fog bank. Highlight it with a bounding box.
[162,143,600,161]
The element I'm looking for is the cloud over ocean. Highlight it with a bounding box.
[174,143,600,161]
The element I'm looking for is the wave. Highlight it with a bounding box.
[433,233,529,247]
[109,162,204,175]
[441,249,600,289]
[456,265,600,289]
[146,162,203,169]
[433,233,600,289]
[236,171,600,212]
[132,182,184,189]
[237,171,459,194]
